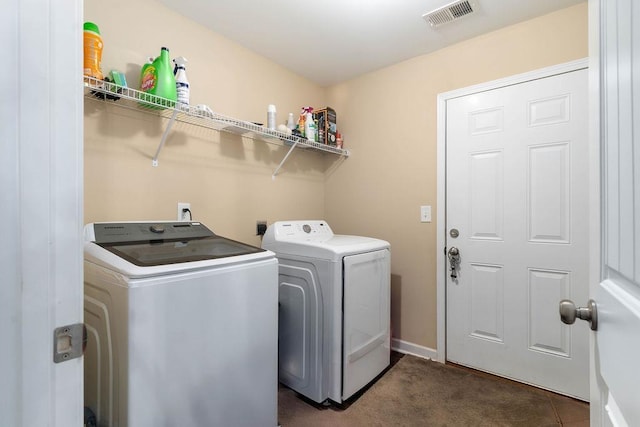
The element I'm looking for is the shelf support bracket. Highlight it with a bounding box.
[152,108,179,167]
[272,140,300,179]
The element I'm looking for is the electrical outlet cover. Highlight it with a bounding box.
[256,221,267,236]
[177,202,191,221]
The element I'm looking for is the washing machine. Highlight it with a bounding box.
[83,221,278,427]
[262,220,390,404]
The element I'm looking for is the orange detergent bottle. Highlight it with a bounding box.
[83,22,103,81]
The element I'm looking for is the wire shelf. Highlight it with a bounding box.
[83,76,350,165]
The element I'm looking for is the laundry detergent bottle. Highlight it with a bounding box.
[83,22,103,81]
[140,47,177,108]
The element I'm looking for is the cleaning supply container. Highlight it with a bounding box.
[267,105,277,130]
[173,56,190,106]
[140,47,177,109]
[83,22,103,81]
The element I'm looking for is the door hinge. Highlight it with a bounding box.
[53,323,85,363]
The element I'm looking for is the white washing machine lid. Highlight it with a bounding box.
[85,221,275,279]
[262,220,389,261]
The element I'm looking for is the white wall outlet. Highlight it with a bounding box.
[177,202,191,221]
[420,205,432,223]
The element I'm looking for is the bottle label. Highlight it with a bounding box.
[83,31,103,80]
[141,65,157,92]
[176,82,190,104]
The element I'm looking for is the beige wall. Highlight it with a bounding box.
[84,0,329,247]
[324,3,588,350]
[84,0,587,351]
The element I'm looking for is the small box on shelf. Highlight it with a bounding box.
[313,107,337,146]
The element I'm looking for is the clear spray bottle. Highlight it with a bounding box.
[173,56,190,106]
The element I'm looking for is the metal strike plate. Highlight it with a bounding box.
[53,323,84,363]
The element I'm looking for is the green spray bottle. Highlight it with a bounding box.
[140,47,177,109]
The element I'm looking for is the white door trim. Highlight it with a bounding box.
[435,58,589,363]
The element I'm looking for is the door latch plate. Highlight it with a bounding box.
[53,323,84,363]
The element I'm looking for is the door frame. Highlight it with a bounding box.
[435,58,590,363]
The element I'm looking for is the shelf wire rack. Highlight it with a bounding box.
[83,76,349,174]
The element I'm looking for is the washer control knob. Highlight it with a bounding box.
[149,224,165,233]
[303,224,311,233]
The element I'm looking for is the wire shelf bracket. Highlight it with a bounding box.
[152,108,179,167]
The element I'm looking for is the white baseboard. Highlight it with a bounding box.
[391,338,439,362]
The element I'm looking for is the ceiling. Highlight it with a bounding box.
[158,0,584,87]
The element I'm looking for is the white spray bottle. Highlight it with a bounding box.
[304,111,316,142]
[173,56,190,106]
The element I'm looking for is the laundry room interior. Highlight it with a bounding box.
[82,0,591,425]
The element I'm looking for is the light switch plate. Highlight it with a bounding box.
[420,205,432,223]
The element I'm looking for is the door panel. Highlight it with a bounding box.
[528,142,571,242]
[468,263,504,342]
[592,0,640,424]
[469,151,504,240]
[529,269,571,356]
[446,69,589,399]
[595,280,640,425]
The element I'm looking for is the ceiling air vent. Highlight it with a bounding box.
[422,0,477,28]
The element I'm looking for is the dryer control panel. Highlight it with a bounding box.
[266,220,334,240]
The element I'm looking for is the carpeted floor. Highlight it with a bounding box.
[278,354,589,426]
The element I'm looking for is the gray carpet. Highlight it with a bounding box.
[278,355,582,426]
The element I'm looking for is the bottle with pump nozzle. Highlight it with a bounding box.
[173,56,190,106]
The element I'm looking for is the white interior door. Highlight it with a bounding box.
[0,0,84,425]
[588,0,640,425]
[446,68,590,399]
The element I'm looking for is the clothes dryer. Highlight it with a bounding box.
[262,220,390,404]
[83,221,278,427]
